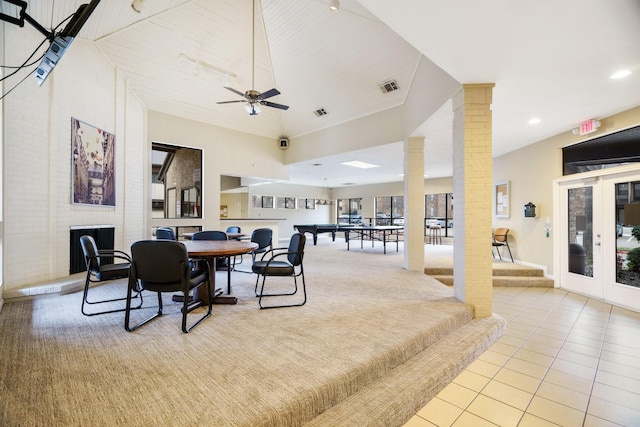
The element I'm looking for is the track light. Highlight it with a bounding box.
[131,0,145,13]
[329,0,340,12]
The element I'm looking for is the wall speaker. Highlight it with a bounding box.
[278,138,289,150]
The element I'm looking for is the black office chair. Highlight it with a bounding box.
[192,230,232,293]
[156,227,177,240]
[250,228,273,264]
[251,233,306,309]
[79,235,142,316]
[234,228,273,273]
[125,240,212,333]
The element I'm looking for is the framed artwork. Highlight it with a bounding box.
[71,117,116,206]
[305,198,316,209]
[261,196,274,209]
[277,197,296,209]
[495,181,510,218]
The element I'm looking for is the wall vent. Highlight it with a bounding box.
[314,108,328,117]
[379,80,399,94]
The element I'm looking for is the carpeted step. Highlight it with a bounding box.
[426,264,554,288]
[429,274,554,288]
[304,315,506,427]
[425,265,545,277]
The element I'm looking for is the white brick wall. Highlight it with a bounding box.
[2,27,145,292]
[452,84,495,318]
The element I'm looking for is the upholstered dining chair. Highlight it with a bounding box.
[125,240,212,333]
[191,230,231,292]
[234,228,273,273]
[225,226,241,234]
[250,228,273,264]
[79,235,142,316]
[492,228,514,262]
[156,227,177,240]
[251,233,306,309]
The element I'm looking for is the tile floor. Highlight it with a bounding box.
[404,286,640,427]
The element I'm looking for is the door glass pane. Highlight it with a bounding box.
[616,181,640,288]
[568,187,593,277]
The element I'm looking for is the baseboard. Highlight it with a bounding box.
[3,276,84,301]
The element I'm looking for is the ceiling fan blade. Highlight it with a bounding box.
[258,88,280,100]
[216,100,246,104]
[224,86,246,97]
[261,100,289,110]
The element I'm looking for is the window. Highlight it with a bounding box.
[337,198,362,224]
[375,196,404,225]
[425,193,454,236]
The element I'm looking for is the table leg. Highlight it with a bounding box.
[194,256,237,306]
[383,231,387,254]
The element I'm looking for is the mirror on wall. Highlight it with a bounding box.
[152,142,202,218]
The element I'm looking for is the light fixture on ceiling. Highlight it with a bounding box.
[329,0,340,12]
[610,69,631,79]
[244,104,261,116]
[131,0,145,13]
[528,117,541,125]
[341,160,380,169]
[215,0,289,115]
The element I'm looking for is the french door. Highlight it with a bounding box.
[557,167,640,312]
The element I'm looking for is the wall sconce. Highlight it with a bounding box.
[524,202,537,218]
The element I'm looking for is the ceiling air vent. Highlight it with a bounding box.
[314,108,328,117]
[379,80,399,94]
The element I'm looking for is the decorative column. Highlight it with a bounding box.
[452,84,494,317]
[404,136,425,271]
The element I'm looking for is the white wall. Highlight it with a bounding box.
[146,111,291,235]
[246,182,332,241]
[493,105,640,276]
[2,28,145,292]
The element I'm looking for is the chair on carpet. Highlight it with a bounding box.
[492,228,513,262]
[156,227,177,240]
[251,233,306,309]
[79,235,142,316]
[125,240,212,333]
[192,230,232,293]
[234,228,273,272]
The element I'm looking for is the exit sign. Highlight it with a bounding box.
[579,119,601,136]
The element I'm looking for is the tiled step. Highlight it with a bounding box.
[425,265,554,287]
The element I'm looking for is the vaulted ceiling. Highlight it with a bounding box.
[6,0,640,187]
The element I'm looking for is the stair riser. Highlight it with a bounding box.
[430,275,554,288]
[425,268,545,277]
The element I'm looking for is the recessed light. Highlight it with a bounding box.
[341,160,380,169]
[610,70,631,79]
[528,118,541,125]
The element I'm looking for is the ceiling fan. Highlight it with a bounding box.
[216,0,289,116]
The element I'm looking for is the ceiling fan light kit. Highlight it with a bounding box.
[216,0,289,116]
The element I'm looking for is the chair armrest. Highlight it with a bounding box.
[188,257,211,273]
[258,246,289,261]
[262,250,296,268]
[97,249,132,262]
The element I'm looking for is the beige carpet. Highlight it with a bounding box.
[0,238,503,426]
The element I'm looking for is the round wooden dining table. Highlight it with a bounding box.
[181,239,258,306]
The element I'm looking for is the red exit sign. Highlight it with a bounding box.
[579,119,601,136]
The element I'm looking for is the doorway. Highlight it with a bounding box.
[556,166,640,311]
